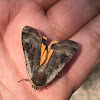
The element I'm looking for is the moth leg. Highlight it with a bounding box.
[18,79,31,83]
[45,86,47,89]
[33,86,40,91]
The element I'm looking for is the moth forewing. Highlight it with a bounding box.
[44,40,78,84]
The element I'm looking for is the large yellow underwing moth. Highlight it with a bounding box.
[20,26,78,91]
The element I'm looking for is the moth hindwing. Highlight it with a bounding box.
[21,26,78,91]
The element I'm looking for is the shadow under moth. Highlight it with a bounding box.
[20,26,78,91]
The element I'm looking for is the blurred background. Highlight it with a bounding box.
[70,63,100,100]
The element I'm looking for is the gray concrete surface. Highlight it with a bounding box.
[70,63,100,100]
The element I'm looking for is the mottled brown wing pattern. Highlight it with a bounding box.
[22,26,42,78]
[22,26,78,91]
[45,40,78,84]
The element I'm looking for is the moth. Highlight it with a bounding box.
[20,26,78,91]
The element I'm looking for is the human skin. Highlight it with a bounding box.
[0,0,100,100]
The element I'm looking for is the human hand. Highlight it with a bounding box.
[0,0,100,100]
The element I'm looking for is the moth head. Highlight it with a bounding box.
[31,70,47,90]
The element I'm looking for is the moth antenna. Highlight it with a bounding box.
[18,79,31,83]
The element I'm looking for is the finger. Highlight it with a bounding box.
[0,36,21,99]
[47,0,100,40]
[0,1,10,32]
[34,0,59,10]
[67,14,100,92]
